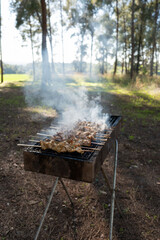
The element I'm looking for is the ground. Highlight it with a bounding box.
[0,78,160,240]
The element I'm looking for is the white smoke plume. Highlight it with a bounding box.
[24,75,109,131]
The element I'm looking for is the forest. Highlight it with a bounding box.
[1,0,159,83]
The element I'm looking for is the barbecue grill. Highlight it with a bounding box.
[19,115,122,240]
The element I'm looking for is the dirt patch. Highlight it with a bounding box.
[0,86,159,240]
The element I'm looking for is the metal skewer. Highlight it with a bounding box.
[17,144,94,152]
[41,129,110,138]
[37,132,109,141]
[17,144,41,148]
[29,139,103,149]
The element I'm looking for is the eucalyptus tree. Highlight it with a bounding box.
[135,0,147,74]
[113,0,119,75]
[119,0,130,74]
[150,0,159,76]
[47,0,55,74]
[66,0,98,73]
[0,0,3,83]
[96,13,114,74]
[59,0,65,74]
[86,2,98,76]
[11,0,51,85]
[70,5,90,72]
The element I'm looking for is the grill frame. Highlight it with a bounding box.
[23,115,122,183]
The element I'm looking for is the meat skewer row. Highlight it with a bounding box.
[29,139,105,146]
[17,143,95,153]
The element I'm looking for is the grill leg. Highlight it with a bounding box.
[109,139,118,240]
[60,178,74,207]
[101,139,120,240]
[34,177,59,240]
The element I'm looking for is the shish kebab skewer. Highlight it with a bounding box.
[21,121,110,153]
[29,139,105,146]
[36,133,109,141]
[17,144,93,153]
[41,129,110,138]
[28,140,100,151]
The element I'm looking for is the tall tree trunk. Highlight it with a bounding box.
[29,18,36,82]
[136,0,147,74]
[150,0,158,76]
[47,0,55,74]
[41,0,51,86]
[155,45,159,75]
[123,12,127,74]
[130,0,135,80]
[90,32,94,77]
[121,54,124,74]
[101,47,105,75]
[60,0,65,75]
[113,0,119,75]
[0,0,3,84]
[136,24,142,74]
[80,34,85,73]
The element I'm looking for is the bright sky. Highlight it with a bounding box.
[1,0,77,65]
[1,0,33,64]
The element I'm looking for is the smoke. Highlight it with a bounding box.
[24,75,109,131]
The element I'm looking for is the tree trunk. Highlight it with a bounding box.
[150,0,158,76]
[136,0,147,74]
[41,0,51,86]
[47,0,55,74]
[121,56,124,74]
[113,0,119,75]
[155,45,159,75]
[80,34,85,73]
[60,0,65,75]
[130,0,135,80]
[101,47,105,75]
[29,18,36,82]
[90,32,94,77]
[123,12,127,74]
[0,0,3,83]
[136,24,142,74]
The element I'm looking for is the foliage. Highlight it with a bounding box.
[8,0,160,78]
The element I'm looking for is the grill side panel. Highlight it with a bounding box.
[24,151,97,183]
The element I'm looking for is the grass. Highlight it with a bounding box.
[0,74,32,87]
[66,73,160,122]
[0,73,160,122]
[0,95,26,107]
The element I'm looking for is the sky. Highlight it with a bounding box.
[1,0,77,65]
[1,0,33,64]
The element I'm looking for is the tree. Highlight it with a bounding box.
[136,0,147,74]
[113,0,119,75]
[130,0,135,79]
[60,0,65,74]
[11,0,51,85]
[47,0,55,75]
[96,13,114,74]
[150,0,159,76]
[0,0,3,83]
[40,0,51,85]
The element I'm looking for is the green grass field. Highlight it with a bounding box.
[1,74,32,87]
[1,73,160,122]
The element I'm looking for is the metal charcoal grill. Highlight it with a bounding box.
[23,115,122,182]
[21,115,122,240]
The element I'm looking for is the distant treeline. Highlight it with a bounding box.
[4,61,112,76]
[3,64,28,74]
